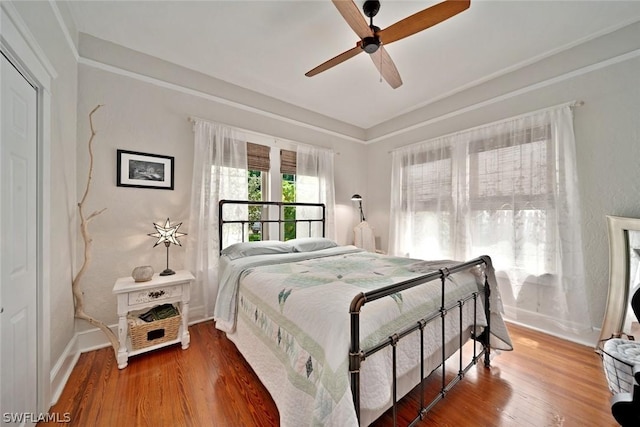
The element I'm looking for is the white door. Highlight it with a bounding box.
[1,52,38,426]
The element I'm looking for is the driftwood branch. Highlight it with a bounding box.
[72,104,119,353]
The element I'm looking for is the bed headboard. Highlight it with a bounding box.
[218,199,326,252]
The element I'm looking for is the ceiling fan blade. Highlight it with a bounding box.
[305,44,363,77]
[370,46,402,89]
[332,0,373,39]
[378,0,470,46]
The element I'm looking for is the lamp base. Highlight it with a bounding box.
[160,268,175,276]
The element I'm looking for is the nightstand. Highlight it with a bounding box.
[112,270,194,369]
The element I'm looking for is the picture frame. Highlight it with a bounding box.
[116,149,174,190]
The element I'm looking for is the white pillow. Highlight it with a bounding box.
[221,240,294,260]
[287,237,338,252]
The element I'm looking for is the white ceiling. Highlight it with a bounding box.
[65,0,640,129]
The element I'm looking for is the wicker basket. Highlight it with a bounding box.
[128,305,181,350]
[601,338,640,394]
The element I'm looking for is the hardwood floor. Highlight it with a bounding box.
[40,321,618,427]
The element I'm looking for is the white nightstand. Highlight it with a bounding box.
[112,270,194,369]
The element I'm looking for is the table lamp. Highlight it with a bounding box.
[148,218,187,276]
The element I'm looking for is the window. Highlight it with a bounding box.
[190,119,336,321]
[246,144,298,241]
[282,173,296,240]
[247,142,270,241]
[467,126,555,276]
[389,106,589,336]
[281,149,297,240]
[401,146,453,259]
[397,126,555,267]
[247,170,265,241]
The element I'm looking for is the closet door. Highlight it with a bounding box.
[1,52,38,426]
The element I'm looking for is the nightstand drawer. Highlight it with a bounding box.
[128,285,182,305]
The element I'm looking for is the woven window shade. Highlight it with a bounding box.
[247,142,270,172]
[280,149,297,174]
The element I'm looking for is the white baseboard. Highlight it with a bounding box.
[76,323,120,353]
[49,333,80,406]
[48,323,121,405]
[503,305,599,347]
[48,304,210,406]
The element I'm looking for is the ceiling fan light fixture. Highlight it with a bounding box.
[362,35,380,54]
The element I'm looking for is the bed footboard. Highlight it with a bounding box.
[349,256,491,426]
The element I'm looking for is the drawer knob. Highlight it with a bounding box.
[148,290,166,299]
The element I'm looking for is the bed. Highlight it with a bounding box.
[214,200,512,426]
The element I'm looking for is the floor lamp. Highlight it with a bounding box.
[351,194,366,222]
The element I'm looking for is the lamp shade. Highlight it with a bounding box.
[351,194,365,222]
[148,218,187,276]
[148,218,186,247]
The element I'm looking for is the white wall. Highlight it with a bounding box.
[364,22,640,339]
[75,50,368,327]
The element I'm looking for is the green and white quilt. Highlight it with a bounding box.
[215,246,512,426]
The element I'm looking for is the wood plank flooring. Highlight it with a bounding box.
[39,321,618,427]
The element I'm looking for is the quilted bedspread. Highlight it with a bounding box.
[215,247,512,426]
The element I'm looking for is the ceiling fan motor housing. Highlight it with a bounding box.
[362,25,381,54]
[362,1,381,54]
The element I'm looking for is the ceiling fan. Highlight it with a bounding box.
[305,0,471,89]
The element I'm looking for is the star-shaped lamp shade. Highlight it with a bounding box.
[148,218,187,276]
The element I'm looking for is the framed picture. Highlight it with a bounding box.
[117,149,174,190]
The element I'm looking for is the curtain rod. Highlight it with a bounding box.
[388,100,584,154]
[187,116,339,155]
[188,115,279,136]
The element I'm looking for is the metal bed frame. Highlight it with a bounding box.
[218,199,326,248]
[349,256,491,426]
[218,200,491,426]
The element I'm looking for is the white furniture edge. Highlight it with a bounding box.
[599,215,640,346]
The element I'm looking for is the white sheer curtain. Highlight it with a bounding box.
[295,144,336,240]
[389,104,590,334]
[186,120,248,318]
